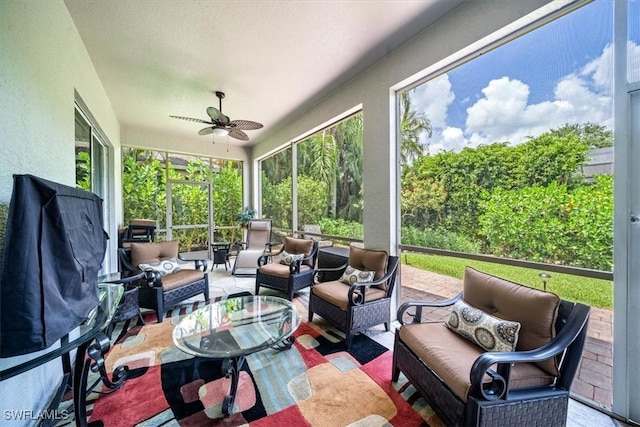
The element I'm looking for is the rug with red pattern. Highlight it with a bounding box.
[59,297,443,426]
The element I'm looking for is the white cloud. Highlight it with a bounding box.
[409,74,454,129]
[458,43,614,148]
[409,40,637,154]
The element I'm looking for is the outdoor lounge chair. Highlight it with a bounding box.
[308,244,399,349]
[232,218,273,277]
[392,267,590,427]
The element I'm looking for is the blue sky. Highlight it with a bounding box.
[409,0,640,153]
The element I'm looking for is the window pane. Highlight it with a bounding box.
[630,0,640,83]
[399,0,613,409]
[75,109,91,190]
[298,113,364,240]
[167,153,211,182]
[212,160,243,243]
[261,148,292,229]
[122,148,167,229]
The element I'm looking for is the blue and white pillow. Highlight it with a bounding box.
[279,250,305,266]
[139,257,182,276]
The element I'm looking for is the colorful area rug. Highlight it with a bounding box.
[67,296,443,426]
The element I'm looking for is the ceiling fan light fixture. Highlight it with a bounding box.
[213,127,230,136]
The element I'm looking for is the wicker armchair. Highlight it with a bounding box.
[392,267,590,427]
[118,240,209,322]
[255,237,318,300]
[308,245,399,349]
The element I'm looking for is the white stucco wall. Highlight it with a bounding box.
[250,0,559,253]
[0,1,120,424]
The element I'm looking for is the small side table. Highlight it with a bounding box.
[98,272,145,342]
[210,242,231,271]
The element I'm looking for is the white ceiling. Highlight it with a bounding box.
[64,0,465,147]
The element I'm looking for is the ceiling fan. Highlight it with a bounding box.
[170,91,263,141]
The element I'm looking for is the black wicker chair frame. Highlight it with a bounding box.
[118,248,210,322]
[255,241,319,300]
[392,295,590,427]
[308,255,399,349]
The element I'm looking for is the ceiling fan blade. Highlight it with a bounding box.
[198,127,214,135]
[218,114,230,125]
[170,115,211,124]
[231,119,263,130]
[228,128,249,141]
[206,107,221,121]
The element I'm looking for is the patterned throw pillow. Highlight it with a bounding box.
[138,257,182,276]
[279,250,305,266]
[445,300,521,352]
[339,266,375,285]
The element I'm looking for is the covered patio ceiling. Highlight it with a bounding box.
[64,0,465,147]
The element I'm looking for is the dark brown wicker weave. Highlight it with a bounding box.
[255,241,319,300]
[392,297,590,427]
[118,248,209,322]
[308,255,399,349]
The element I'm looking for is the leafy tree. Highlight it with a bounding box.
[479,175,612,270]
[399,91,432,164]
[261,174,328,229]
[121,148,243,250]
[402,130,590,238]
[546,123,613,149]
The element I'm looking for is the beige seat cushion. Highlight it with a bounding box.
[311,280,386,310]
[347,245,389,291]
[463,267,560,375]
[160,269,205,291]
[399,322,555,402]
[259,262,311,278]
[130,241,179,267]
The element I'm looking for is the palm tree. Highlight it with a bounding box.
[400,91,432,165]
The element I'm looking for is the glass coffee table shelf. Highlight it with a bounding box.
[172,295,300,416]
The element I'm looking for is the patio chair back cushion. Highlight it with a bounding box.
[347,245,389,291]
[130,240,179,267]
[283,237,315,267]
[462,267,560,375]
[246,219,271,250]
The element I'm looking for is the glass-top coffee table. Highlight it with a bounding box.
[172,295,300,416]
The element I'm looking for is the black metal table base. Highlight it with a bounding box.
[73,332,128,426]
[219,336,295,417]
[221,356,245,417]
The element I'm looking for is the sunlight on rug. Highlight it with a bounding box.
[55,297,443,426]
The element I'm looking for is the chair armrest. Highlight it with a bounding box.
[258,247,284,266]
[469,302,591,401]
[194,259,207,271]
[118,247,138,273]
[142,269,162,287]
[396,293,463,325]
[288,248,317,274]
[314,263,349,283]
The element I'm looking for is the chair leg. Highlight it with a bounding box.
[308,311,313,322]
[384,322,390,332]
[155,291,164,323]
[345,333,353,350]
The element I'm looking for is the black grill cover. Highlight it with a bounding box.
[0,174,107,357]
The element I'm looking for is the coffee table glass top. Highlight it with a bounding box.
[172,295,300,358]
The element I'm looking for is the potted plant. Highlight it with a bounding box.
[237,207,256,229]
